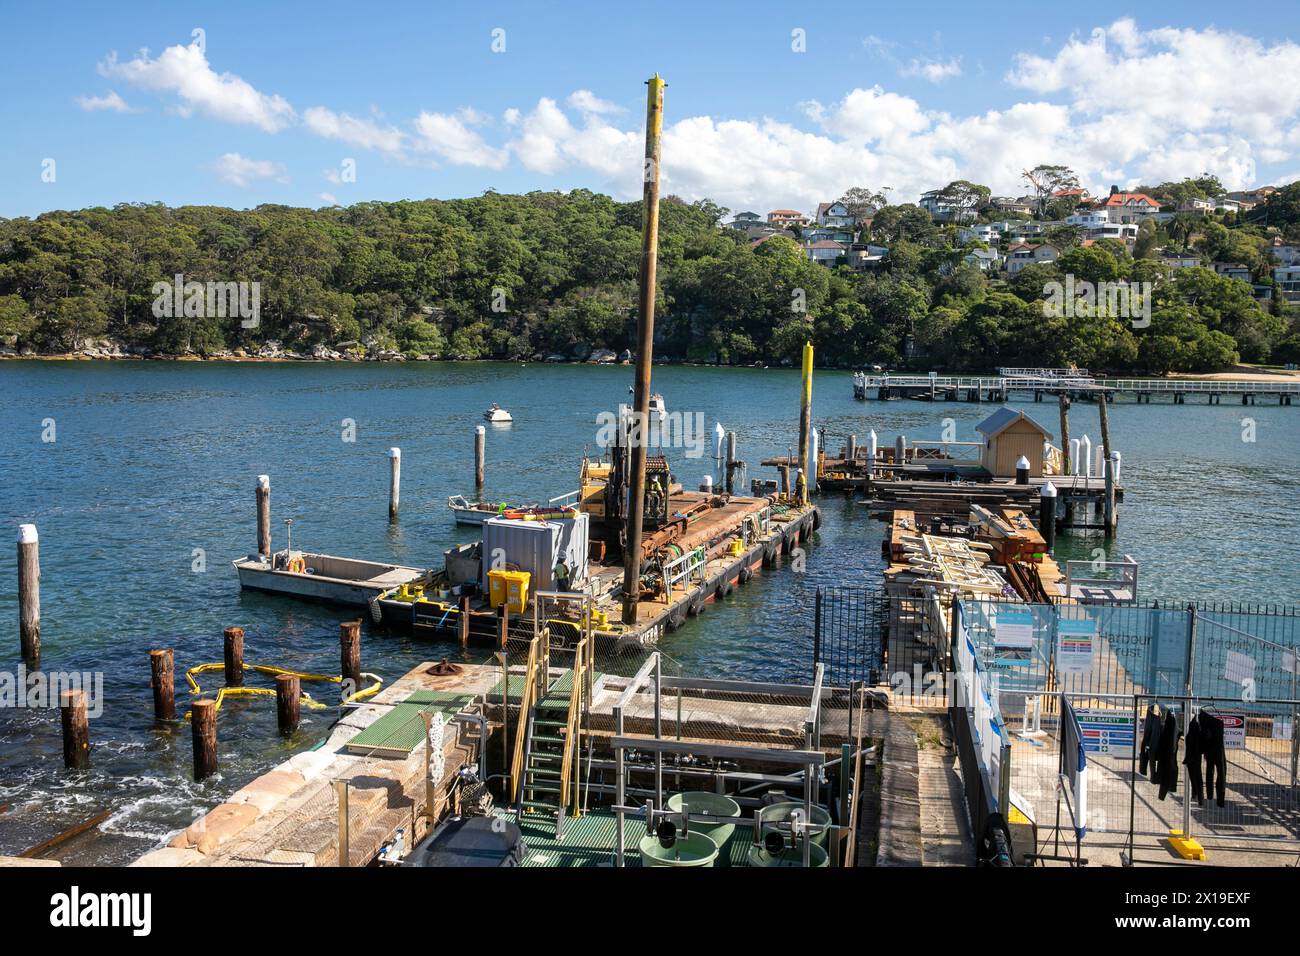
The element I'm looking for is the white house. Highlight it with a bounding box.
[728,211,763,230]
[958,224,1000,245]
[815,201,856,229]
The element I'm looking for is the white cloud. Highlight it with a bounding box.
[412,108,509,168]
[303,106,404,154]
[320,192,340,206]
[213,152,288,188]
[76,90,134,113]
[567,90,623,115]
[901,57,963,83]
[101,43,295,132]
[1007,19,1300,145]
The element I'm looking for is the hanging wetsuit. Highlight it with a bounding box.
[1139,704,1163,781]
[1156,710,1181,800]
[1184,714,1205,803]
[1199,711,1227,808]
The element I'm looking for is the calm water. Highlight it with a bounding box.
[1,360,1297,862]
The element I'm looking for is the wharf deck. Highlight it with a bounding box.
[131,662,497,868]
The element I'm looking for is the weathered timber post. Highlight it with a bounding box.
[223,626,244,687]
[18,524,40,666]
[475,425,486,489]
[459,595,471,648]
[150,649,176,720]
[388,447,401,522]
[191,698,218,779]
[256,475,271,558]
[276,673,300,734]
[61,689,90,769]
[339,620,362,695]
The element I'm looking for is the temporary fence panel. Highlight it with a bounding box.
[811,590,947,705]
[962,598,1300,848]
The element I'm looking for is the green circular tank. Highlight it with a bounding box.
[667,792,741,846]
[759,802,831,847]
[638,831,720,867]
[747,841,829,867]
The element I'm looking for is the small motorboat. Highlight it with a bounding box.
[484,403,513,423]
[448,495,510,526]
[649,392,666,422]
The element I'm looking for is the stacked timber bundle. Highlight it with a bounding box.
[866,479,1039,518]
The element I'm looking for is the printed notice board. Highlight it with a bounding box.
[994,609,1034,650]
[1056,618,1097,675]
[1220,713,1246,751]
[1074,707,1135,758]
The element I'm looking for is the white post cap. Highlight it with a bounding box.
[256,474,270,489]
[1016,455,1030,469]
[475,424,485,435]
[388,447,401,459]
[1041,481,1057,498]
[17,524,38,544]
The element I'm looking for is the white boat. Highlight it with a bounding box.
[448,495,506,526]
[233,550,425,606]
[649,393,666,422]
[484,403,513,423]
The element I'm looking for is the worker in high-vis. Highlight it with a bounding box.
[555,559,571,592]
[795,467,807,504]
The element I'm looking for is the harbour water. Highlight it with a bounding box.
[1,359,1297,863]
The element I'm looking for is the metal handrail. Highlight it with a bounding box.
[509,636,540,800]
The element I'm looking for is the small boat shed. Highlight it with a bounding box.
[975,407,1052,478]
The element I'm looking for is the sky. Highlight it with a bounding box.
[2,1,1299,219]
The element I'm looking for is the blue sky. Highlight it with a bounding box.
[2,1,1298,218]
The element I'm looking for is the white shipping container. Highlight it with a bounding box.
[481,512,589,594]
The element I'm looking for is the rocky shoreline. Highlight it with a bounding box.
[0,338,648,365]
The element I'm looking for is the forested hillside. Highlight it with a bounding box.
[2,185,1298,371]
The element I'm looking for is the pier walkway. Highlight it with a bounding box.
[853,372,1299,405]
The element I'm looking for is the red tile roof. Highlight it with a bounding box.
[1101,192,1160,208]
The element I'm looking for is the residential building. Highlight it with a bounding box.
[727,211,763,230]
[767,209,810,229]
[804,239,846,266]
[963,248,1002,273]
[1268,237,1300,266]
[847,244,889,271]
[1098,187,1163,223]
[1004,242,1059,275]
[1213,197,1243,215]
[990,196,1034,215]
[919,189,978,223]
[1226,186,1277,209]
[1176,197,1216,215]
[1160,249,1202,272]
[958,224,1000,246]
[1213,262,1252,284]
[803,226,854,244]
[815,201,856,229]
[1275,265,1300,304]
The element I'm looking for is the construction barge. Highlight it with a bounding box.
[235,429,819,649]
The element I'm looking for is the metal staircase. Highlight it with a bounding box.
[511,634,592,839]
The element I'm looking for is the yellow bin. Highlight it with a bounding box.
[488,569,531,614]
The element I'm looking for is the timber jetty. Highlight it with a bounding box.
[853,367,1299,405]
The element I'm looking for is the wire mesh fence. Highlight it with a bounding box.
[958,599,1300,852]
